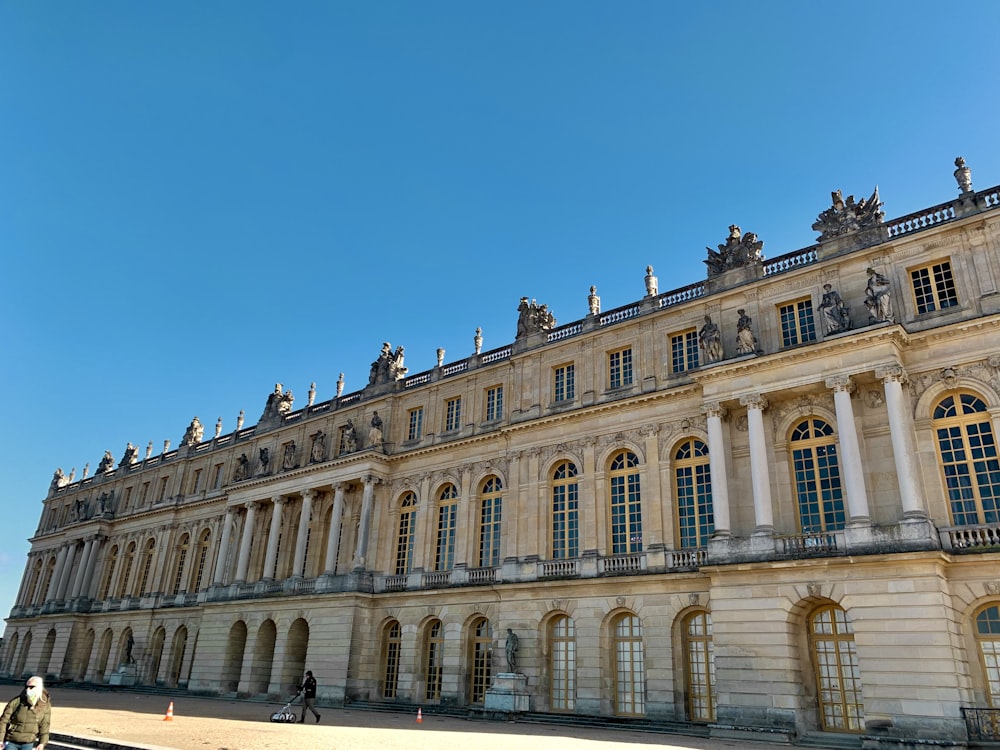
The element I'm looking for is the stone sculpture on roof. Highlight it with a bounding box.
[96,450,115,475]
[516,297,557,338]
[259,383,294,428]
[368,343,408,386]
[180,416,204,447]
[812,188,884,242]
[120,442,139,467]
[705,225,764,277]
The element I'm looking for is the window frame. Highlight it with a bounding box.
[778,297,817,347]
[910,259,958,315]
[553,363,576,403]
[670,329,700,373]
[444,396,462,432]
[485,384,504,422]
[608,346,634,390]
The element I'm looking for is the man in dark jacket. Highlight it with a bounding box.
[1,675,51,750]
[298,670,320,723]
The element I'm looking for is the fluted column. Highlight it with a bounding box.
[292,489,314,577]
[70,539,94,599]
[353,476,377,570]
[46,546,68,601]
[55,542,78,600]
[877,365,926,517]
[262,496,285,580]
[323,483,346,574]
[702,402,731,536]
[235,502,258,583]
[213,508,235,585]
[741,393,774,532]
[826,375,871,523]
[81,537,102,599]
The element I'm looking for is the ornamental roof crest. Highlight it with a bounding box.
[704,225,764,278]
[812,187,884,242]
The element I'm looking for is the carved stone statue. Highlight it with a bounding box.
[812,188,884,242]
[310,430,326,463]
[74,497,87,520]
[644,266,658,297]
[736,309,758,355]
[259,447,270,474]
[282,442,296,470]
[588,285,600,315]
[118,443,139,468]
[516,297,557,338]
[336,373,345,397]
[505,628,519,672]
[50,468,68,492]
[342,420,358,453]
[474,327,483,355]
[368,343,408,386]
[96,491,109,515]
[234,453,250,482]
[96,450,115,475]
[954,156,973,194]
[698,315,724,363]
[705,225,765,277]
[369,411,384,451]
[180,416,204,447]
[819,284,851,335]
[125,633,135,664]
[865,267,894,324]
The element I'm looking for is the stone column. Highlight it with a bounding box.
[826,375,871,523]
[702,402,731,536]
[353,476,376,570]
[212,508,235,585]
[323,483,346,575]
[81,537,103,599]
[262,496,285,580]
[740,393,774,532]
[70,539,94,599]
[877,365,926,517]
[292,489,314,578]
[55,542,78,600]
[235,502,258,583]
[46,546,68,602]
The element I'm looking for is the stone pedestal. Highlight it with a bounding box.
[109,663,137,686]
[484,672,530,714]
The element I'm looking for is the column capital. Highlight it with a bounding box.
[301,488,316,501]
[332,482,346,493]
[875,363,907,383]
[739,393,769,411]
[825,374,856,393]
[243,500,258,511]
[701,401,728,420]
[271,495,286,505]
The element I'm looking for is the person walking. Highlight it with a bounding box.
[1,675,51,750]
[298,670,320,723]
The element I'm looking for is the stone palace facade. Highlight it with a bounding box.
[5,158,1000,746]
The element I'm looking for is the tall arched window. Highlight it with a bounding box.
[934,392,1000,526]
[117,542,136,598]
[381,620,401,699]
[551,462,579,559]
[612,612,645,715]
[425,619,443,701]
[790,419,846,532]
[171,534,190,595]
[394,492,418,575]
[137,538,156,596]
[674,439,713,548]
[549,614,576,711]
[101,546,119,600]
[478,476,503,568]
[469,617,492,704]
[192,529,212,591]
[435,484,458,571]
[974,603,1000,706]
[683,610,715,721]
[609,451,642,554]
[809,604,864,732]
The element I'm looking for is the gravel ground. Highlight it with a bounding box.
[2,685,778,750]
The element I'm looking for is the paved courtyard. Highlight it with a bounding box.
[3,685,785,750]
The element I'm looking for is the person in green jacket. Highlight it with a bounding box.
[1,675,50,750]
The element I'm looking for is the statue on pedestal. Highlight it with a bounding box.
[698,316,724,363]
[736,309,758,355]
[865,268,894,324]
[505,628,519,672]
[819,284,850,334]
[516,297,556,338]
[180,416,204,447]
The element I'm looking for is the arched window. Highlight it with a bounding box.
[549,614,576,711]
[974,603,1000,706]
[809,604,864,732]
[394,492,418,575]
[682,610,715,721]
[478,476,503,568]
[101,545,119,600]
[435,484,458,572]
[551,462,579,559]
[790,419,846,532]
[381,620,401,699]
[674,439,713,548]
[117,542,136,598]
[933,393,1000,526]
[612,612,645,715]
[39,557,56,603]
[425,619,443,701]
[137,538,156,596]
[171,534,190,595]
[468,617,492,704]
[192,529,212,591]
[609,451,642,554]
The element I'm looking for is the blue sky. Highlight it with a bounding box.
[2,2,999,623]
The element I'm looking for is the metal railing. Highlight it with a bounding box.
[962,706,1000,742]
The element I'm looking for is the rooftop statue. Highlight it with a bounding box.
[119,442,139,467]
[812,187,884,242]
[704,225,764,277]
[259,383,294,425]
[96,450,115,475]
[368,342,408,386]
[180,416,204,447]
[954,156,973,194]
[516,297,557,338]
[50,467,69,493]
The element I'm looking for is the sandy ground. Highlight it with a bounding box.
[0,685,782,750]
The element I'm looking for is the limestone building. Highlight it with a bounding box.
[5,159,1000,745]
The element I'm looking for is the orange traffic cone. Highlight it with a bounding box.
[163,701,174,721]
[416,707,423,724]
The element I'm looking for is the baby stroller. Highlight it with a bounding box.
[269,689,301,723]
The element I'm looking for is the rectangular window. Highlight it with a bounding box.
[123,486,133,510]
[157,477,169,502]
[191,469,203,494]
[779,299,816,347]
[911,260,958,314]
[609,347,634,389]
[407,407,424,441]
[435,504,457,571]
[445,397,462,432]
[140,482,150,504]
[485,385,503,422]
[670,330,700,373]
[554,363,575,402]
[213,464,224,489]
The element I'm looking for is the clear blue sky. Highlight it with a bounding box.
[2,2,999,623]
